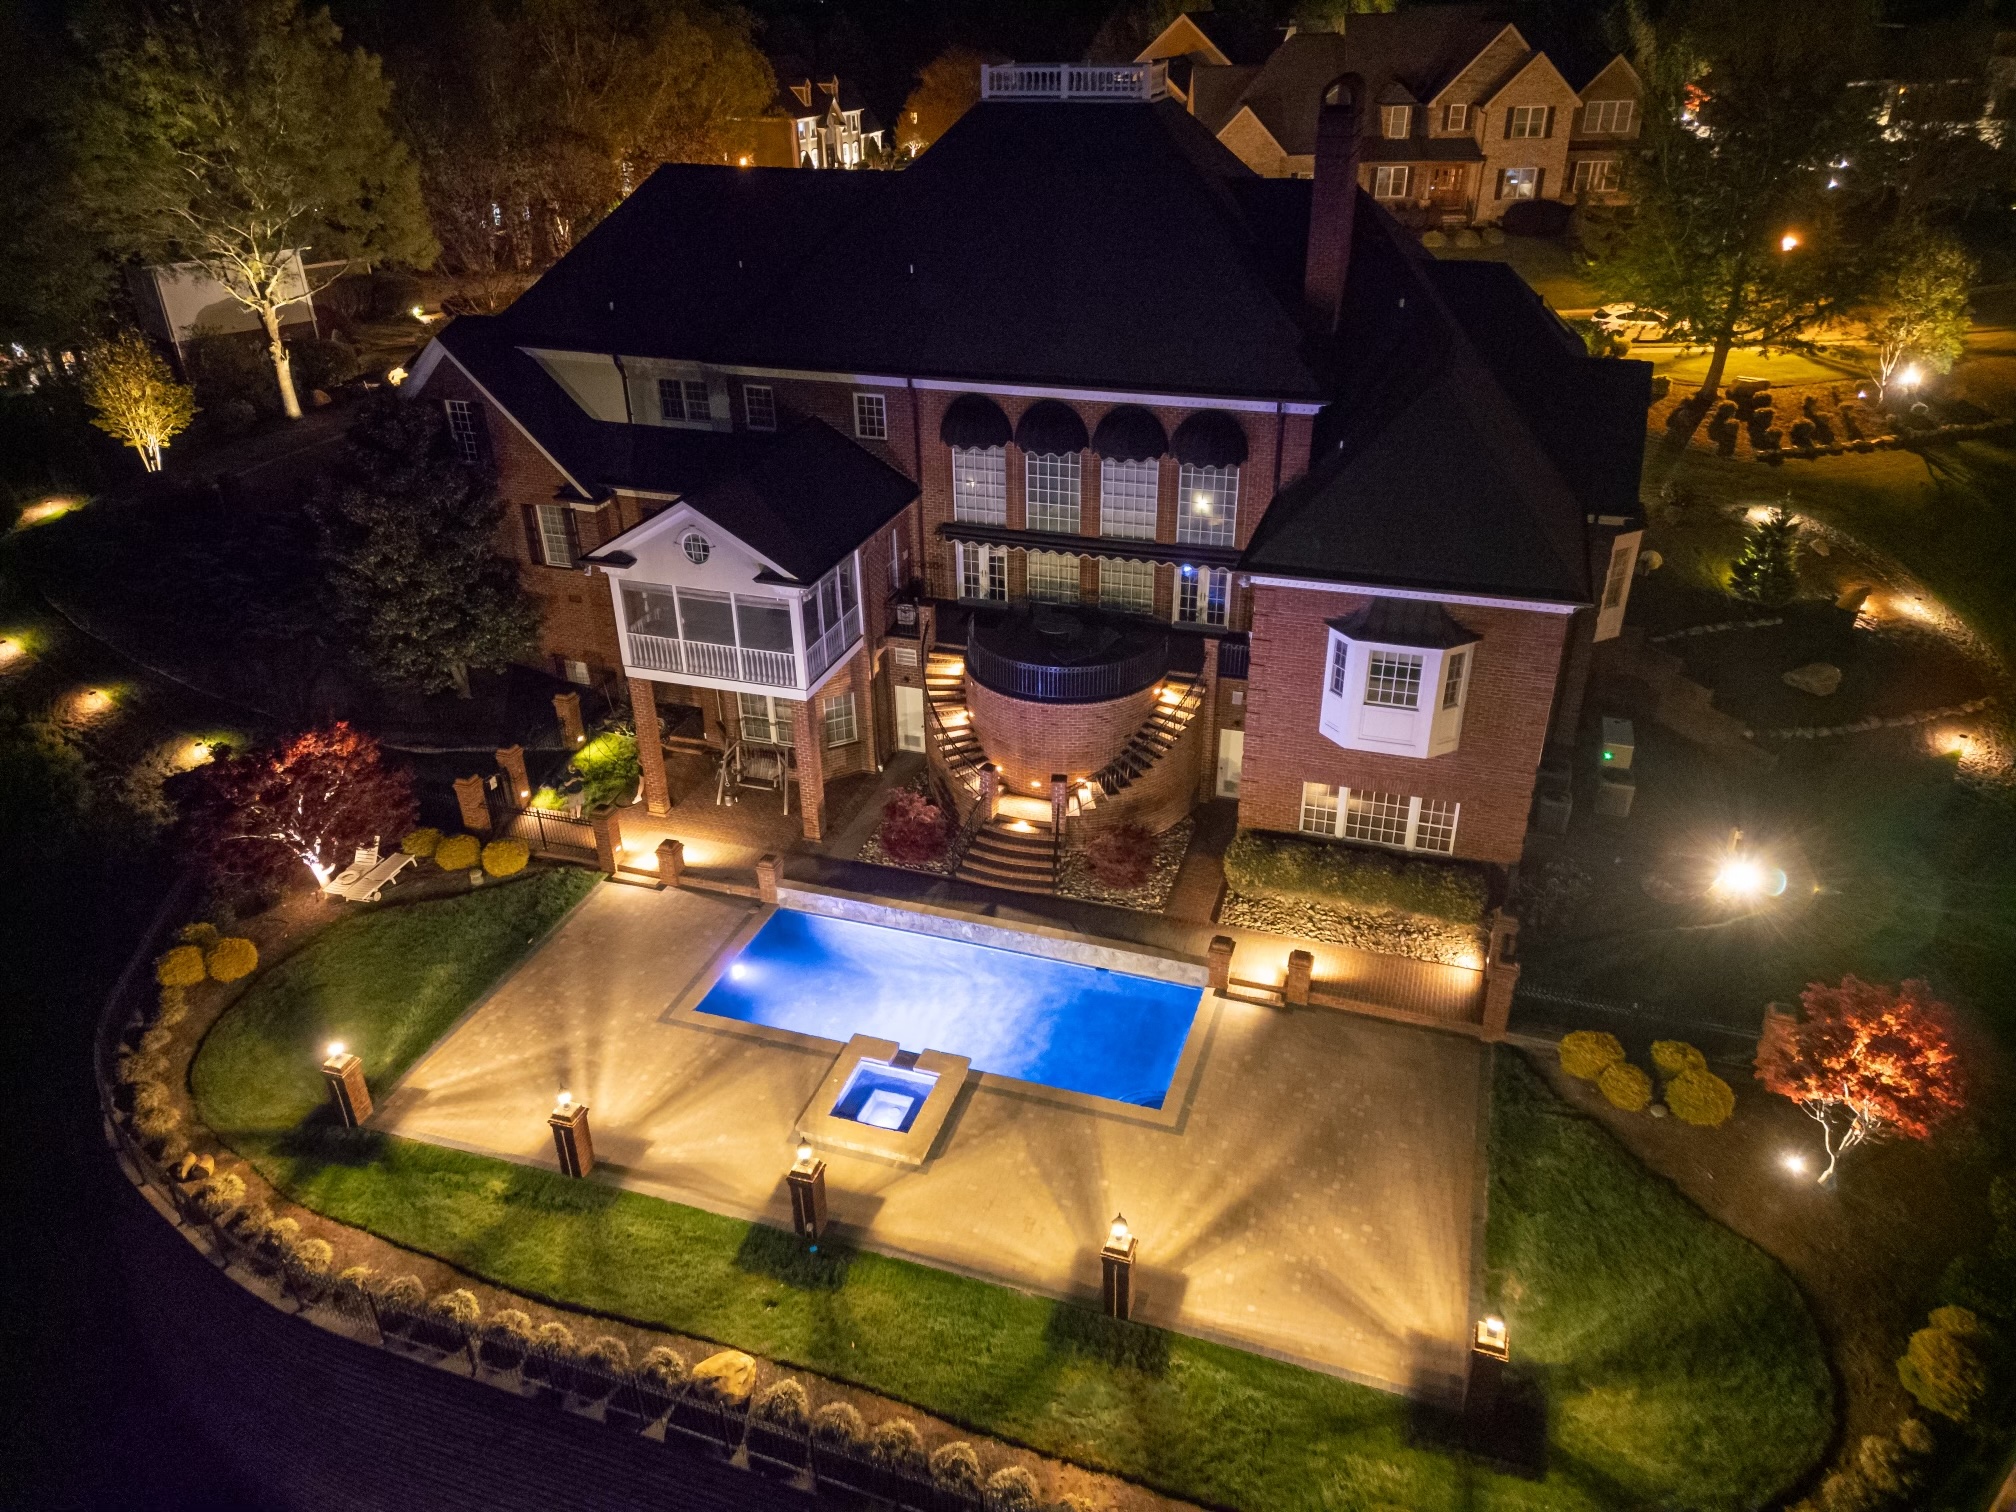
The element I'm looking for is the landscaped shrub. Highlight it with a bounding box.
[192,1171,246,1220]
[289,1237,335,1275]
[1085,823,1157,888]
[869,1417,928,1474]
[481,839,529,878]
[578,1336,631,1399]
[380,1274,427,1309]
[140,1025,174,1054]
[812,1400,868,1448]
[1597,1061,1653,1112]
[400,827,442,857]
[156,986,188,1026]
[1667,1069,1736,1127]
[118,1049,167,1085]
[205,937,258,982]
[477,1308,534,1369]
[1558,1030,1625,1080]
[984,1464,1042,1511]
[1651,1040,1707,1078]
[155,945,207,988]
[1898,1307,1990,1421]
[131,1103,179,1141]
[878,788,949,866]
[289,336,360,393]
[1729,506,1801,605]
[430,1288,481,1326]
[752,1377,810,1429]
[1222,830,1486,924]
[255,1214,300,1255]
[179,922,220,947]
[434,833,481,871]
[638,1344,687,1389]
[930,1441,985,1494]
[571,729,641,808]
[131,1077,173,1112]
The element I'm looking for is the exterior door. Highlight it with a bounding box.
[1216,728,1244,798]
[894,684,926,753]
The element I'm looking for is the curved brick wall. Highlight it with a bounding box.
[966,677,1156,795]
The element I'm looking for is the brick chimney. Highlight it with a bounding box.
[1303,73,1365,332]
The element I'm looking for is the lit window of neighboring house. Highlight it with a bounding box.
[1301,785,1460,854]
[1373,165,1411,200]
[1176,464,1237,546]
[1443,102,1469,131]
[1506,105,1550,139]
[533,504,577,568]
[1025,453,1081,534]
[1026,550,1080,603]
[659,377,711,424]
[1584,99,1634,134]
[1175,565,1230,627]
[823,690,859,746]
[1380,105,1411,139]
[1098,458,1158,539]
[951,447,1007,524]
[1574,159,1621,193]
[444,399,483,464]
[1098,558,1155,614]
[742,384,776,431]
[853,391,887,439]
[1498,167,1540,200]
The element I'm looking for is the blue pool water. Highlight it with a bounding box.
[831,1059,938,1132]
[696,909,1202,1108]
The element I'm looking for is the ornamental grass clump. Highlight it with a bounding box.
[289,1237,335,1276]
[1559,1030,1625,1080]
[752,1378,809,1430]
[140,1025,173,1054]
[155,945,207,988]
[637,1344,688,1390]
[984,1464,1042,1511]
[430,1288,481,1326]
[192,1171,246,1220]
[812,1400,868,1449]
[1598,1061,1653,1112]
[1667,1069,1737,1127]
[481,838,529,877]
[434,833,480,871]
[870,1417,927,1475]
[380,1274,427,1310]
[1651,1040,1708,1078]
[1898,1306,1991,1422]
[578,1336,631,1399]
[478,1308,534,1369]
[155,986,189,1027]
[400,827,442,857]
[930,1441,985,1495]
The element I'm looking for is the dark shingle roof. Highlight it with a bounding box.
[1330,7,1517,111]
[1221,32,1353,155]
[1328,598,1478,648]
[1362,137,1486,162]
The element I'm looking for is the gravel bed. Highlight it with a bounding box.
[1220,891,1485,968]
[1056,820,1191,912]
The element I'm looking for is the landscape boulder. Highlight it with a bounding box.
[1783,663,1843,697]
[689,1349,757,1408]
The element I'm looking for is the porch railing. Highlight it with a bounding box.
[624,631,799,689]
[803,607,862,685]
[981,61,1167,101]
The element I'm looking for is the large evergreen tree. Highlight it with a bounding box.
[315,393,538,697]
[71,0,437,419]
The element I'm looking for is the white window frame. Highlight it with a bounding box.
[1573,158,1621,193]
[659,377,711,425]
[1025,550,1080,604]
[888,526,902,587]
[1442,649,1468,711]
[1373,165,1411,200]
[738,692,797,746]
[1299,781,1340,837]
[1443,102,1469,132]
[958,541,1007,602]
[1506,105,1549,139]
[444,399,482,464]
[951,446,1007,524]
[1364,650,1424,709]
[1320,626,1474,759]
[1585,99,1634,134]
[1176,463,1238,546]
[535,503,575,568]
[1499,167,1539,200]
[1175,565,1230,627]
[743,383,777,431]
[1594,530,1642,642]
[823,690,859,747]
[1098,558,1155,615]
[1381,104,1411,139]
[1302,784,1460,854]
[1098,457,1158,540]
[853,391,888,440]
[1025,453,1082,534]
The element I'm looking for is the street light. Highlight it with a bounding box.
[1779,232,1801,252]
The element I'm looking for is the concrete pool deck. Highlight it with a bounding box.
[375,881,1490,1398]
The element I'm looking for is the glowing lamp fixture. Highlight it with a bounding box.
[737,154,752,167]
[1712,856,1766,897]
[728,962,749,982]
[385,365,408,387]
[795,1141,816,1168]
[325,1041,346,1060]
[1899,364,1923,391]
[1778,232,1801,252]
[1108,1213,1132,1248]
[1780,1151,1809,1176]
[1474,1315,1510,1360]
[0,638,19,665]
[556,1089,573,1110]
[1192,492,1213,514]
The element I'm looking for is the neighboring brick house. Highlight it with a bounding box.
[748,75,886,168]
[1147,7,1643,222]
[404,61,1647,880]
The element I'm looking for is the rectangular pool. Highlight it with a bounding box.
[696,909,1201,1108]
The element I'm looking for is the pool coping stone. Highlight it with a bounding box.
[798,1036,971,1167]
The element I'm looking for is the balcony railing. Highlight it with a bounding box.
[967,633,1170,705]
[804,606,863,685]
[981,62,1168,102]
[625,631,799,689]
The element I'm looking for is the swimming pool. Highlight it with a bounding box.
[695,909,1202,1108]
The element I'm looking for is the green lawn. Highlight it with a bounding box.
[193,878,1834,1512]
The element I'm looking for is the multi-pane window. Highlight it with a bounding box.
[1328,639,1349,696]
[1373,165,1411,199]
[1176,464,1237,546]
[959,542,1006,601]
[951,447,1007,524]
[1026,550,1080,603]
[1498,167,1539,200]
[1098,458,1158,539]
[1506,105,1549,139]
[1344,790,1413,847]
[853,391,887,440]
[1365,651,1424,709]
[1176,566,1230,626]
[1413,798,1460,854]
[1443,649,1469,710]
[1443,102,1469,131]
[1584,99,1634,134]
[1099,558,1155,615]
[1574,158,1621,193]
[659,377,712,424]
[743,384,776,431]
[535,503,576,568]
[1380,105,1411,139]
[1602,539,1633,610]
[444,399,483,464]
[823,691,859,747]
[1299,781,1340,836]
[1025,453,1082,534]
[738,693,796,745]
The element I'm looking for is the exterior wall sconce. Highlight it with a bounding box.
[549,1090,595,1177]
[1101,1213,1137,1320]
[321,1042,372,1127]
[788,1140,828,1246]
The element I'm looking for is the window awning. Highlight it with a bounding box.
[1015,398,1089,456]
[1171,408,1248,467]
[939,392,1012,450]
[1091,404,1168,461]
[1326,598,1478,649]
[939,519,1241,571]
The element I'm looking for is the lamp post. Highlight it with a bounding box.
[321,1042,372,1127]
[1100,1213,1137,1320]
[1467,1314,1509,1420]
[788,1141,828,1246]
[549,1090,595,1177]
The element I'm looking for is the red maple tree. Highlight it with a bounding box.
[1755,975,1967,1185]
[171,722,417,889]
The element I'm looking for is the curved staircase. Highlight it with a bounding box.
[956,813,1057,892]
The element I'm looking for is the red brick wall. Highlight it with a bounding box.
[967,678,1157,794]
[1238,584,1569,864]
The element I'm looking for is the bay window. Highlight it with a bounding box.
[1318,603,1478,758]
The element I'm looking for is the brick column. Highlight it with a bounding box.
[1050,773,1069,835]
[655,838,684,886]
[589,805,622,874]
[853,652,880,772]
[1207,935,1235,991]
[629,676,672,818]
[979,763,1000,820]
[756,854,780,904]
[1284,949,1314,1007]
[1480,909,1521,1041]
[453,775,491,833]
[1193,643,1222,804]
[494,745,531,808]
[792,698,827,842]
[553,690,586,750]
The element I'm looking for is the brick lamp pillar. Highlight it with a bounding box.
[494,744,531,809]
[979,763,1000,820]
[590,805,622,874]
[792,698,827,842]
[628,677,672,818]
[756,854,780,905]
[1050,773,1069,837]
[1284,949,1314,1007]
[549,1095,594,1177]
[656,838,684,886]
[452,775,491,833]
[553,689,586,750]
[1480,910,1521,1042]
[322,1046,372,1127]
[788,1142,828,1244]
[1100,1214,1137,1320]
[1207,935,1235,992]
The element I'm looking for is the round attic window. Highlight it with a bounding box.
[682,531,711,565]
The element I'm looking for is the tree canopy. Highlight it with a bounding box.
[1866,228,1975,401]
[80,329,198,473]
[71,0,436,419]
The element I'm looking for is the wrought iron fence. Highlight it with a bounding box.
[493,802,598,866]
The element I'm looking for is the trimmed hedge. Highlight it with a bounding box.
[1651,1040,1708,1079]
[156,945,207,988]
[1222,830,1486,925]
[434,834,480,871]
[206,937,259,982]
[1667,1070,1736,1127]
[481,839,530,878]
[1559,1030,1625,1080]
[1598,1062,1653,1112]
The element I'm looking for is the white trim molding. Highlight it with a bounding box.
[1247,575,1585,615]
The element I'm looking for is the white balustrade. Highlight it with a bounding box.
[981,62,1167,102]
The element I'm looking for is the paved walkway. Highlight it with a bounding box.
[378,883,1488,1397]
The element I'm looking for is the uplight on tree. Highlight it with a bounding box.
[1866,230,1973,403]
[80,329,197,472]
